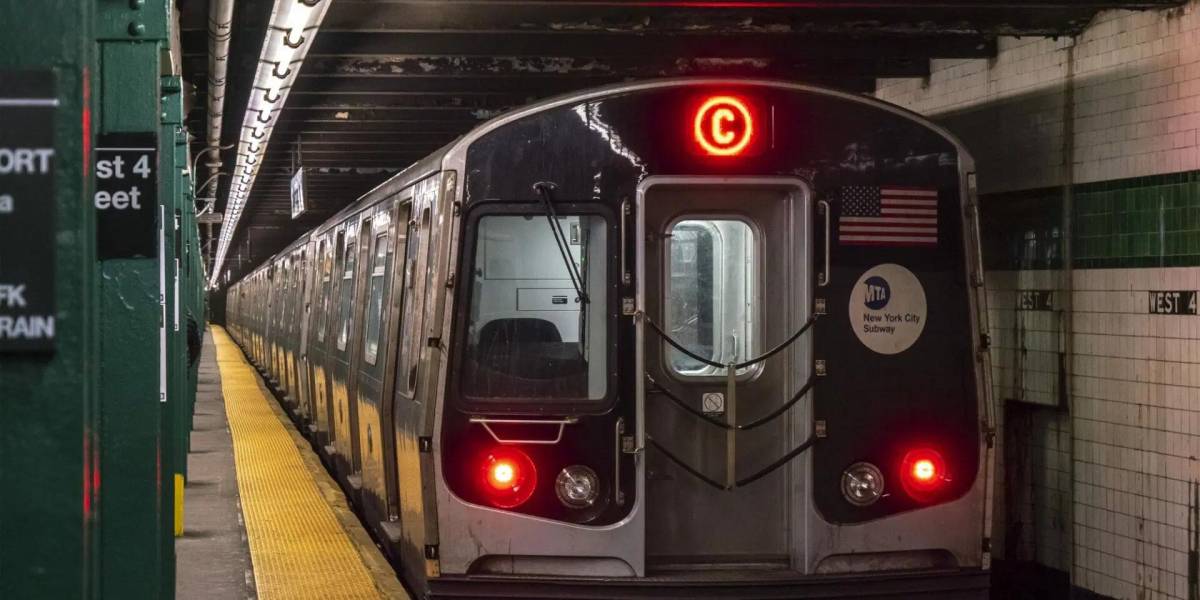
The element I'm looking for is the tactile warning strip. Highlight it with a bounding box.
[211,326,386,599]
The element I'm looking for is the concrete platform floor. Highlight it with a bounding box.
[176,331,255,599]
[176,328,406,599]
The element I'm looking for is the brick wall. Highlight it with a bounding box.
[875,3,1200,599]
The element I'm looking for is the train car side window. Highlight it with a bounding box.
[336,234,357,352]
[665,218,758,377]
[363,231,389,365]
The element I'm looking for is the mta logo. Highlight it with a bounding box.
[863,276,890,310]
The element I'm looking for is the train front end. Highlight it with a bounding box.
[427,80,993,598]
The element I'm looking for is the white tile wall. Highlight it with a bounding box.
[986,267,1200,600]
[874,2,1200,598]
[1069,268,1200,600]
[876,2,1200,196]
[987,270,1074,573]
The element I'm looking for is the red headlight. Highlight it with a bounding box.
[479,448,537,508]
[900,448,947,500]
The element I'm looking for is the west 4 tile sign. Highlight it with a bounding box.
[1148,290,1197,315]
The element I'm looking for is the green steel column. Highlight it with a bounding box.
[160,96,176,599]
[95,0,170,597]
[173,119,193,487]
[0,2,97,598]
[159,75,185,568]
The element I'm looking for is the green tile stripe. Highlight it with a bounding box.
[981,170,1200,270]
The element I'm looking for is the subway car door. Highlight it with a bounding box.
[313,236,338,450]
[639,177,812,571]
[288,250,304,408]
[282,258,297,404]
[392,190,433,558]
[303,240,327,433]
[354,210,398,528]
[373,197,410,545]
[343,218,374,490]
[296,247,312,423]
[330,225,362,481]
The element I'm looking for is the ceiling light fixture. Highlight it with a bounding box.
[209,0,330,287]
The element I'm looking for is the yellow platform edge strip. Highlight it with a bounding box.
[211,326,405,600]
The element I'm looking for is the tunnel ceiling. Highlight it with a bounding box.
[179,0,1184,285]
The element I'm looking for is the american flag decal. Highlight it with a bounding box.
[838,186,939,246]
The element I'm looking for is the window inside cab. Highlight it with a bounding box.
[459,213,610,405]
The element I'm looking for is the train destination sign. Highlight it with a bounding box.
[96,133,157,259]
[0,70,58,353]
[1148,290,1197,315]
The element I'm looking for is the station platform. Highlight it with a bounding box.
[176,327,408,599]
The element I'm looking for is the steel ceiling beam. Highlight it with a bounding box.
[179,0,1186,286]
[305,30,996,59]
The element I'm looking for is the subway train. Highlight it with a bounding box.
[225,78,995,598]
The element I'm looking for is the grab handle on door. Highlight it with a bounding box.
[818,200,831,287]
[620,198,631,286]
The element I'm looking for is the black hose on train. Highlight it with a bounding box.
[644,313,817,371]
[643,312,822,490]
[646,373,817,431]
[646,434,819,491]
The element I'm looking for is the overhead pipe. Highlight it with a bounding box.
[206,0,235,190]
[208,0,331,286]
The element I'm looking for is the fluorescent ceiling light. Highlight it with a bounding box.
[208,0,330,286]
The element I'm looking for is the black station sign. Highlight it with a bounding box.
[0,70,58,353]
[1016,289,1054,311]
[290,167,306,219]
[96,133,157,259]
[1148,290,1197,315]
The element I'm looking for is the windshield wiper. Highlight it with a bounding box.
[533,182,589,305]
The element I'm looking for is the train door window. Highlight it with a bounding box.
[292,257,301,334]
[298,250,309,349]
[363,231,389,365]
[317,238,333,343]
[337,233,357,352]
[286,261,295,335]
[459,213,610,404]
[396,210,423,398]
[294,255,302,328]
[665,218,758,377]
[299,251,307,297]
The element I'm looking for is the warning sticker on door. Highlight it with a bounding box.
[849,263,926,355]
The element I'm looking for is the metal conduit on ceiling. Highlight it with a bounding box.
[209,0,330,286]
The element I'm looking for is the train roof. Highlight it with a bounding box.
[237,77,973,286]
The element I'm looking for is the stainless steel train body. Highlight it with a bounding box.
[225,79,994,598]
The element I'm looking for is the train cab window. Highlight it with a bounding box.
[336,236,357,352]
[665,219,758,377]
[363,232,389,365]
[459,213,610,404]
